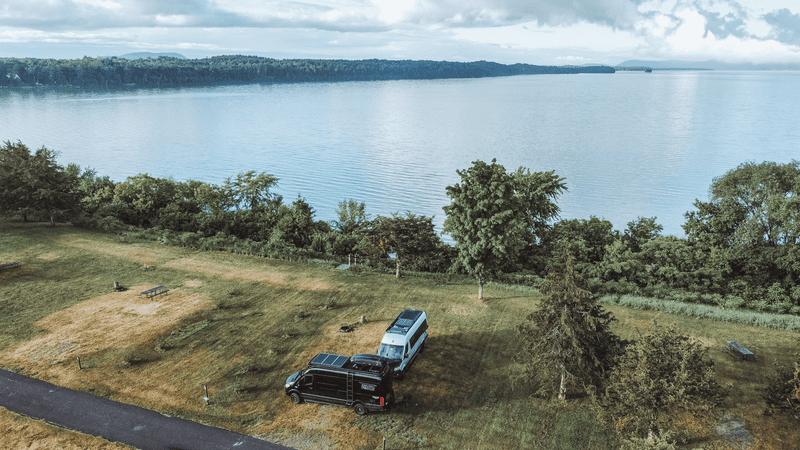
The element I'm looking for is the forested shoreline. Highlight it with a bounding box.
[0,55,614,89]
[2,140,798,317]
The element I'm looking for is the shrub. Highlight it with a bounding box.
[763,361,800,417]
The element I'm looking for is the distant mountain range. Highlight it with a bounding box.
[120,52,187,60]
[616,60,800,70]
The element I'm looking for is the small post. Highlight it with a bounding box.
[348,254,351,266]
[383,437,386,450]
[360,315,366,324]
[77,356,82,370]
[203,385,209,405]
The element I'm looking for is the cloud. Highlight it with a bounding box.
[691,0,751,39]
[763,8,800,45]
[0,0,257,30]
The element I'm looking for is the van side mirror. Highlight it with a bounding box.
[404,353,409,359]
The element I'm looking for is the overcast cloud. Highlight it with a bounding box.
[1,0,799,64]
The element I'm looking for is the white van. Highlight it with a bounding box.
[377,309,428,379]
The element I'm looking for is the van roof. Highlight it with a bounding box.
[308,353,391,375]
[385,309,424,335]
[309,353,349,368]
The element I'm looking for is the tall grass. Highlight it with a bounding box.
[600,294,800,332]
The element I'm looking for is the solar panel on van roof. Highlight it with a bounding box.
[310,353,349,367]
[386,309,424,334]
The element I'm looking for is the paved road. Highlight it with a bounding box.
[0,369,293,450]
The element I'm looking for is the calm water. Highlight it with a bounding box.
[2,71,799,237]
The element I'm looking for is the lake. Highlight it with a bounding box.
[2,70,799,237]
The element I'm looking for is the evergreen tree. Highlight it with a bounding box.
[515,247,622,400]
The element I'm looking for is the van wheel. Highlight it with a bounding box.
[290,392,303,404]
[354,403,368,416]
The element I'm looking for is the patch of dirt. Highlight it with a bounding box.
[164,258,334,291]
[65,237,174,265]
[38,252,60,260]
[0,286,212,368]
[184,279,204,288]
[27,341,78,364]
[292,278,332,291]
[163,258,287,285]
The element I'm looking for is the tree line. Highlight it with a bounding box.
[0,55,614,89]
[2,140,799,315]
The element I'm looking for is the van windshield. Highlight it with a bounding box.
[377,344,403,359]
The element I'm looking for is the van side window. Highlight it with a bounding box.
[360,383,376,392]
[409,319,427,349]
[301,374,313,387]
[316,374,343,390]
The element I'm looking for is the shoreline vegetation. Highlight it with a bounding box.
[0,55,615,89]
[2,140,800,325]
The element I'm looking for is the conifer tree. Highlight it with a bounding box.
[515,247,622,400]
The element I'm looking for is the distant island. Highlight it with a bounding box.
[0,55,614,89]
[616,59,800,71]
[119,52,188,60]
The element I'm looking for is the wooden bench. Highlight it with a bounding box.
[721,345,740,360]
[139,285,168,298]
[727,341,757,361]
[0,261,20,270]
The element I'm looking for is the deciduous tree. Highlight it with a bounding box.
[0,141,80,222]
[684,160,800,308]
[443,159,566,298]
[595,322,725,440]
[360,212,442,278]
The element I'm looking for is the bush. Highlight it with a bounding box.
[763,361,800,417]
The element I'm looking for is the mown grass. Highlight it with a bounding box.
[1,219,799,450]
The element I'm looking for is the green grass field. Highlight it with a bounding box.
[1,219,799,449]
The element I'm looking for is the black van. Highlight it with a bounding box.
[284,353,395,415]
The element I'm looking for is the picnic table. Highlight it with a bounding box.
[725,341,757,361]
[139,285,168,298]
[0,261,20,270]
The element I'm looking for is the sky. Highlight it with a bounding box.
[1,0,800,65]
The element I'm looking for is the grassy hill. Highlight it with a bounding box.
[1,219,798,449]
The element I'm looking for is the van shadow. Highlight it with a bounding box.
[389,330,528,414]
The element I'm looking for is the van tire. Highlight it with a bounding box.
[353,403,368,416]
[290,392,303,404]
